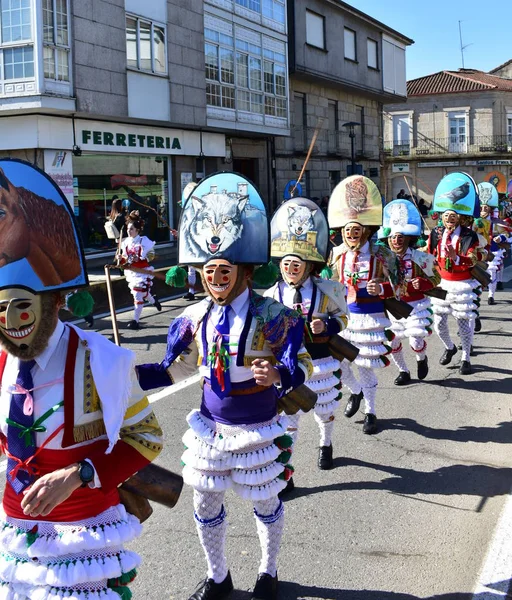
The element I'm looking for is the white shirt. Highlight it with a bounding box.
[0,321,100,486]
[200,288,253,383]
[280,277,313,317]
[343,241,372,289]
[441,226,461,265]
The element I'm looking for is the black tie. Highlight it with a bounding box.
[293,286,303,312]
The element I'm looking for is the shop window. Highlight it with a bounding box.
[73,155,171,254]
[125,14,167,75]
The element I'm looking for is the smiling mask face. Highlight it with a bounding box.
[202,259,249,306]
[0,289,59,359]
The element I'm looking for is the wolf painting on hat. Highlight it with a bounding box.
[265,197,348,473]
[378,200,440,386]
[0,159,163,600]
[328,175,399,435]
[137,172,312,600]
[427,172,483,375]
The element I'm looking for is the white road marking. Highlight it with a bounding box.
[0,373,201,475]
[472,491,512,598]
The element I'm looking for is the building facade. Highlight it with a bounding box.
[383,66,512,204]
[275,0,413,203]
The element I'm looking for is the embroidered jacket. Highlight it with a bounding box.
[427,226,481,281]
[137,291,313,397]
[0,323,163,521]
[395,249,440,302]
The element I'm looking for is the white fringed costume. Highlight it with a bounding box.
[120,235,157,322]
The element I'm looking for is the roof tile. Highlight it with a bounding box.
[407,69,512,96]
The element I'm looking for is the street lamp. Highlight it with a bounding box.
[342,121,360,176]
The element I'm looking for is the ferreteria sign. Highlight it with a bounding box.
[76,120,225,157]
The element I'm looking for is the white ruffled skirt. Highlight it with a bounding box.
[182,410,293,501]
[431,278,479,320]
[341,311,392,369]
[389,297,433,340]
[0,504,142,599]
[487,249,505,278]
[306,357,341,416]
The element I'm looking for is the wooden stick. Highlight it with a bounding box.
[291,118,324,196]
[403,175,431,233]
[107,263,170,282]
[103,265,121,346]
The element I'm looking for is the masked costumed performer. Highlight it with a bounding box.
[265,197,347,470]
[328,175,398,435]
[0,159,163,599]
[136,173,312,600]
[377,200,439,385]
[427,172,481,375]
[117,210,162,330]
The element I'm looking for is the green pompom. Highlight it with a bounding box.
[415,234,428,248]
[474,218,484,228]
[382,227,391,237]
[276,450,292,464]
[108,586,132,600]
[67,290,94,317]
[253,261,279,287]
[165,266,188,288]
[274,434,293,449]
[319,265,333,280]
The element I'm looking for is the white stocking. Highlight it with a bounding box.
[497,266,503,282]
[193,490,228,584]
[285,413,300,445]
[410,337,427,361]
[133,303,143,322]
[433,313,454,350]
[253,498,284,577]
[340,360,362,395]
[313,412,335,446]
[390,339,409,373]
[488,279,497,298]
[188,266,197,294]
[358,366,378,415]
[146,292,155,304]
[457,318,474,362]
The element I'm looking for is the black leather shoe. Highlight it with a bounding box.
[84,314,94,328]
[251,573,278,600]
[417,357,429,380]
[153,297,162,311]
[184,292,196,301]
[439,346,457,365]
[394,371,411,386]
[459,360,472,375]
[278,477,294,497]
[497,281,504,291]
[188,572,234,600]
[127,320,140,330]
[318,444,333,470]
[344,391,363,418]
[474,317,482,333]
[488,297,496,305]
[363,413,378,435]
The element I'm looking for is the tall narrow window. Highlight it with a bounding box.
[344,28,356,61]
[367,38,378,69]
[42,0,70,81]
[294,92,306,149]
[306,10,325,49]
[356,105,365,154]
[328,100,338,152]
[507,114,512,146]
[125,15,168,75]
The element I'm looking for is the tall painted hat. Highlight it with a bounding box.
[477,182,499,208]
[181,181,197,206]
[433,172,478,216]
[178,171,269,266]
[0,158,88,294]
[270,197,328,263]
[328,175,383,228]
[378,199,422,238]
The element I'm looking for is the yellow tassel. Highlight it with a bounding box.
[73,420,106,443]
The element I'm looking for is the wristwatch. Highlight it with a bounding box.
[77,460,95,488]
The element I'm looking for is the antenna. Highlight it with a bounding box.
[458,20,473,69]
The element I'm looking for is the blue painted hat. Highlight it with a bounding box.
[178,172,269,266]
[270,197,328,263]
[477,182,499,208]
[378,199,422,238]
[433,172,478,216]
[0,158,88,294]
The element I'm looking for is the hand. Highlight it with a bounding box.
[366,280,381,296]
[446,244,457,261]
[411,278,422,290]
[251,359,281,387]
[20,464,82,517]
[493,235,502,243]
[310,319,326,334]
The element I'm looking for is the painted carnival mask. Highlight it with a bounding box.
[441,210,460,231]
[202,259,248,306]
[0,288,60,360]
[281,255,308,286]
[343,222,364,249]
[389,233,411,255]
[480,205,491,219]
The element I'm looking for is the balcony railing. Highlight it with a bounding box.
[290,127,379,159]
[383,135,512,159]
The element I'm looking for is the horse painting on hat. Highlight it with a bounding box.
[0,159,87,293]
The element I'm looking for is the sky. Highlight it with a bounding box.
[345,0,512,80]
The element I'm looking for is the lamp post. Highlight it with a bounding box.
[342,121,360,176]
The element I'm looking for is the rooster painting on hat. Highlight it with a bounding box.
[136,172,312,600]
[0,159,163,599]
[264,197,348,474]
